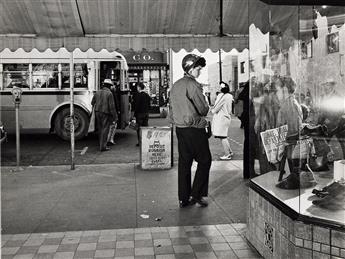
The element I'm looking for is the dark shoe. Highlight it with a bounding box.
[101,147,110,152]
[179,200,191,208]
[276,173,300,190]
[107,141,115,146]
[190,197,208,207]
[136,143,140,147]
[312,189,329,198]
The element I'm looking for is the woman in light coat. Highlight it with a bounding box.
[211,82,234,160]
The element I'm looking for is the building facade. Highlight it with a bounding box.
[122,51,169,113]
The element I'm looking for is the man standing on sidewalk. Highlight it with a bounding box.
[169,54,212,208]
[92,79,118,151]
[133,82,151,146]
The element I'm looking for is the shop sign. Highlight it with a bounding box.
[124,52,165,64]
[140,127,172,170]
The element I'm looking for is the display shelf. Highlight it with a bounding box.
[250,171,345,229]
[248,172,345,259]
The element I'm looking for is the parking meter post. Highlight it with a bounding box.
[11,87,22,170]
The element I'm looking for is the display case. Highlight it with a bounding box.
[245,1,345,258]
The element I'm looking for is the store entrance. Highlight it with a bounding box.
[128,68,162,114]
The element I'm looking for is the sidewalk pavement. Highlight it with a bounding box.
[1,161,262,258]
[1,224,262,259]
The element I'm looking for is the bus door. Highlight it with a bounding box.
[99,61,129,129]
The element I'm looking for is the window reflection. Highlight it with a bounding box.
[3,64,29,88]
[61,63,88,88]
[32,64,58,88]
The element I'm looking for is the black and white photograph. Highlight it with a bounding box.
[0,1,344,259]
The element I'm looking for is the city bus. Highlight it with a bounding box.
[0,48,130,140]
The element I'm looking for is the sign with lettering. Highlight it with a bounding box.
[140,127,172,170]
[260,125,314,163]
[123,51,165,64]
[260,125,288,163]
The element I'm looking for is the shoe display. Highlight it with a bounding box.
[190,197,208,207]
[312,189,329,198]
[312,182,345,210]
[276,173,300,189]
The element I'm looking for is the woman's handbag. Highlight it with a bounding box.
[205,121,212,138]
[129,119,138,130]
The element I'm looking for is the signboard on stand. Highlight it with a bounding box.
[260,125,288,163]
[140,127,173,170]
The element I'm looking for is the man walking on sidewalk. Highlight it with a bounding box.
[169,54,212,208]
[91,79,118,151]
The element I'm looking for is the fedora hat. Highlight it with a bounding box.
[103,79,114,86]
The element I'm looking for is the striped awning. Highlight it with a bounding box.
[0,0,250,52]
[0,0,343,52]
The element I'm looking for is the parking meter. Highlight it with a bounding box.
[11,86,22,105]
[11,86,23,168]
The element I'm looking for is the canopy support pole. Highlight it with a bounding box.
[70,52,75,170]
[75,0,86,36]
[218,49,223,83]
[219,0,224,36]
[218,0,223,83]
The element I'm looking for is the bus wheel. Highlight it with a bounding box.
[54,107,89,141]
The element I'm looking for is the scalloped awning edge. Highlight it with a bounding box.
[0,36,248,53]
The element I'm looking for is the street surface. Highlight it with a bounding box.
[1,117,244,166]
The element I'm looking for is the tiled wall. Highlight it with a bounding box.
[247,188,345,259]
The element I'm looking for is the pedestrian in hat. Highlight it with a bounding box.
[91,79,118,151]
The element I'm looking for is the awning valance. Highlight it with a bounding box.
[0,36,248,52]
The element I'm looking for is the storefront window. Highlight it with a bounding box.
[247,3,344,258]
[3,64,30,88]
[248,2,344,225]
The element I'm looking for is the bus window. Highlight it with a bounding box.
[61,63,88,88]
[74,63,88,88]
[3,64,30,88]
[61,63,70,88]
[32,63,59,88]
[100,62,121,86]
